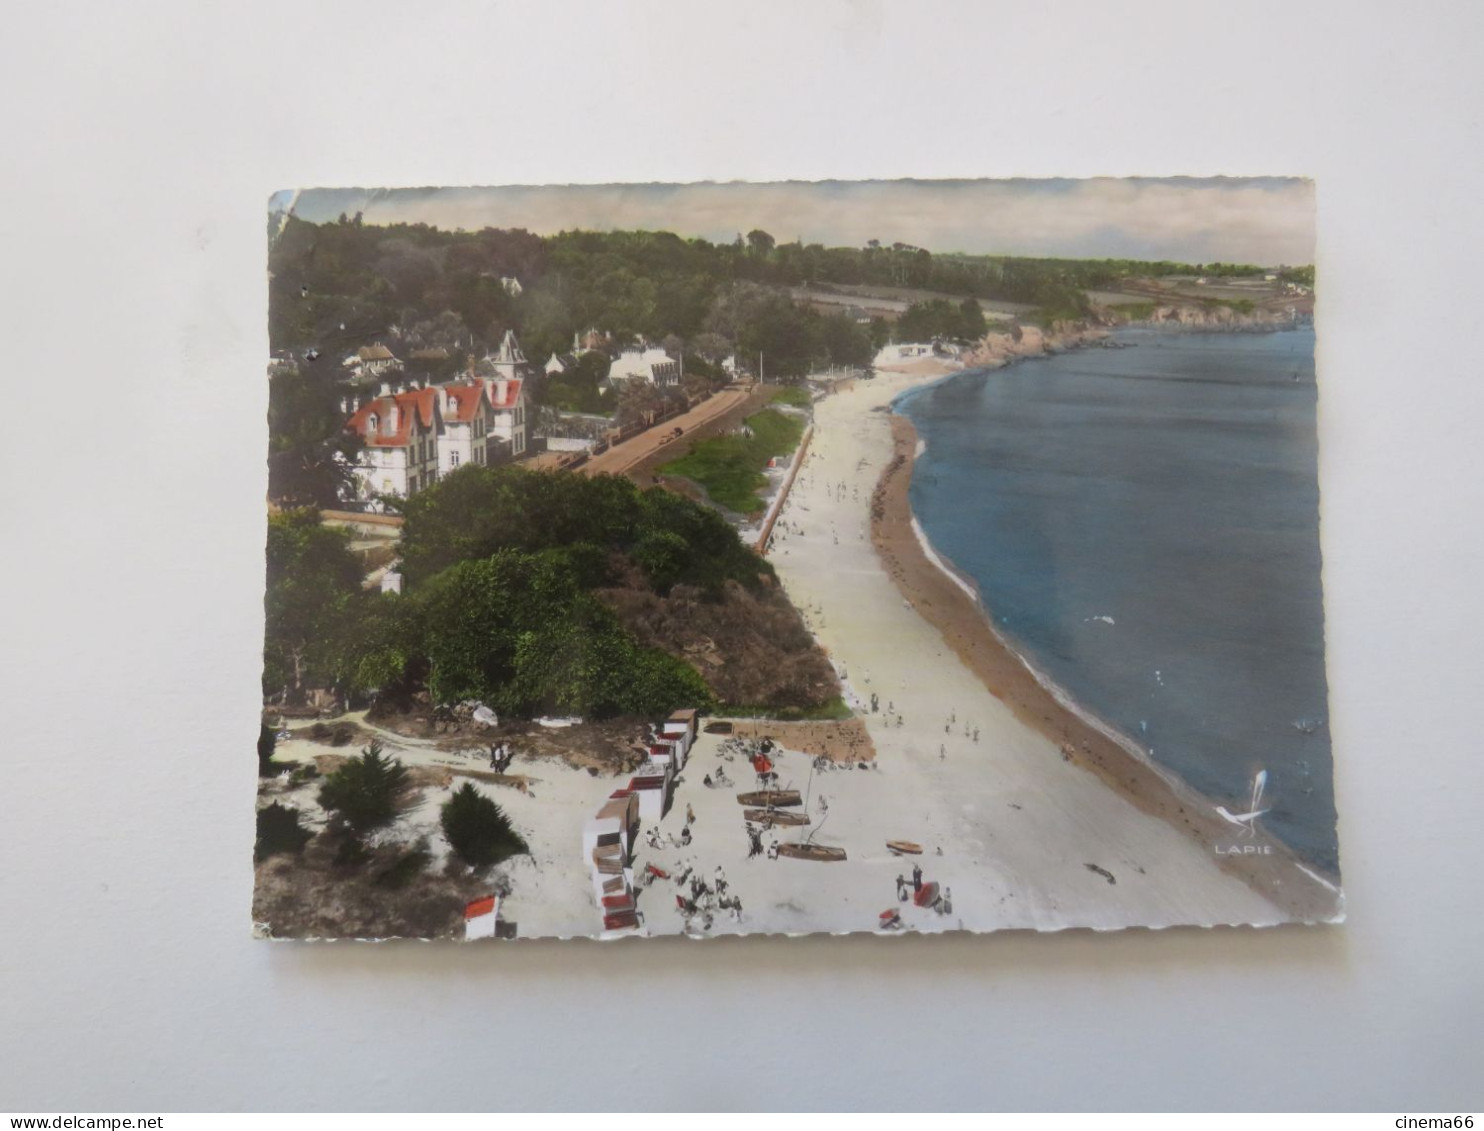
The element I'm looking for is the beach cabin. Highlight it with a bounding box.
[593,871,629,905]
[645,740,678,773]
[646,734,688,773]
[463,894,501,941]
[598,876,637,923]
[602,907,640,933]
[590,840,626,877]
[590,863,638,909]
[583,790,640,865]
[666,709,699,744]
[626,761,674,821]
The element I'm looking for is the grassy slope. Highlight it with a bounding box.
[659,407,805,513]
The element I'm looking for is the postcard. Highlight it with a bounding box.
[255,179,1339,940]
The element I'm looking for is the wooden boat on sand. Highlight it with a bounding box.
[735,789,802,808]
[743,808,811,827]
[886,840,923,855]
[777,843,847,862]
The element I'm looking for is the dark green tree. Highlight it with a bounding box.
[817,312,874,367]
[255,802,313,861]
[263,509,364,702]
[746,229,776,258]
[958,297,988,340]
[257,723,278,776]
[317,740,410,835]
[267,367,363,507]
[440,783,529,867]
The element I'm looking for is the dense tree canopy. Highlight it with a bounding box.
[262,468,771,716]
[896,297,992,344]
[267,367,363,507]
[270,216,1295,368]
[262,509,366,699]
[395,465,771,593]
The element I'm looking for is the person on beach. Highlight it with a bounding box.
[896,874,908,901]
[686,803,695,827]
[680,825,692,847]
[941,887,953,916]
[912,864,923,893]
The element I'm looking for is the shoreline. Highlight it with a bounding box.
[874,404,1342,923]
[766,358,1302,933]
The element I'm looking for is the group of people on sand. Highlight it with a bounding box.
[885,862,953,927]
[666,862,744,930]
[743,821,781,860]
[701,766,733,789]
[487,742,516,774]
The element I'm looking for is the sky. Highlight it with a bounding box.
[275,178,1315,266]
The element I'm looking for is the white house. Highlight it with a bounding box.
[609,344,680,386]
[487,329,527,383]
[435,380,492,476]
[344,385,442,504]
[499,276,523,297]
[346,343,401,380]
[873,342,932,366]
[544,351,579,377]
[481,375,528,459]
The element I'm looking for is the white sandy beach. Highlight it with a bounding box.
[749,361,1290,933]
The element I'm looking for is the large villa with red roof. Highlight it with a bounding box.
[343,338,529,506]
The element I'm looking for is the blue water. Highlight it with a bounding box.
[897,328,1338,874]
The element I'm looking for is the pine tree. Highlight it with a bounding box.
[316,740,409,835]
[255,802,312,861]
[440,783,529,868]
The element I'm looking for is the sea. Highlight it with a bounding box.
[896,326,1339,875]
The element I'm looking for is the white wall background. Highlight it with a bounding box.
[2,0,1481,1112]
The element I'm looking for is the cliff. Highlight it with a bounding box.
[958,321,1110,369]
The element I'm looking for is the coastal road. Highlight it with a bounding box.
[577,386,754,479]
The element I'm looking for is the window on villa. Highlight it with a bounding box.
[450,451,460,467]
